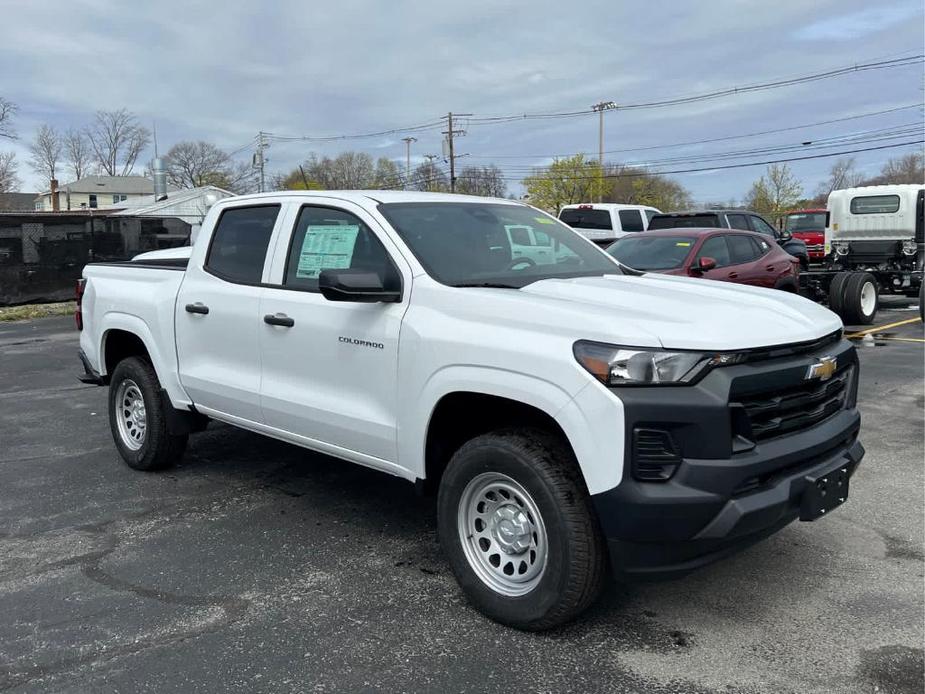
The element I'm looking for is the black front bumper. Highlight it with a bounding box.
[592,337,864,581]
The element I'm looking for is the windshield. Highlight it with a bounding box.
[647,214,720,230]
[608,235,696,271]
[378,202,621,288]
[785,212,826,232]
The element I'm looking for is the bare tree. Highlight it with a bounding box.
[0,97,16,140]
[874,153,924,184]
[164,141,230,188]
[163,141,257,194]
[28,124,63,181]
[86,109,151,176]
[63,128,92,180]
[814,157,863,201]
[456,165,507,197]
[0,151,20,192]
[410,160,450,192]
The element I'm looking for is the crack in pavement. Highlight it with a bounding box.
[0,507,251,691]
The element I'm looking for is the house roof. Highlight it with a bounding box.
[40,175,157,195]
[0,193,40,211]
[108,185,234,216]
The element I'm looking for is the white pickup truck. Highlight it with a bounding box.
[77,191,864,630]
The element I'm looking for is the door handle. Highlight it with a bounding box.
[727,272,739,279]
[264,313,295,328]
[765,265,776,271]
[185,303,209,315]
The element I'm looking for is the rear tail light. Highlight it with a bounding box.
[75,278,86,331]
[632,428,682,482]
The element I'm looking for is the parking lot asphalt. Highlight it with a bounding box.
[0,303,923,694]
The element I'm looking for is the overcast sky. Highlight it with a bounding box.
[1,0,922,201]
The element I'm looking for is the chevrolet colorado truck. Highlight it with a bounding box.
[77,191,864,630]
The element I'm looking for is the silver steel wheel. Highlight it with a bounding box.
[115,379,146,451]
[457,472,548,597]
[859,280,876,315]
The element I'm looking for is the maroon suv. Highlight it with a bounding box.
[607,228,800,290]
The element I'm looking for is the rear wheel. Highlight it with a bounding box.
[108,357,187,471]
[840,272,879,325]
[437,429,605,631]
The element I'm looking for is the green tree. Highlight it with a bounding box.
[522,154,602,212]
[745,164,802,218]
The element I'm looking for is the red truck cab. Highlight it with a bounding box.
[782,208,827,262]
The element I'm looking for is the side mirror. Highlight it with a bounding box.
[777,229,792,242]
[691,256,716,275]
[318,269,401,303]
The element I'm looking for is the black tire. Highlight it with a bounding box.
[108,357,187,471]
[827,271,852,318]
[437,428,605,631]
[841,272,879,325]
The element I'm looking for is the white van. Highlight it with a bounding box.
[558,203,662,246]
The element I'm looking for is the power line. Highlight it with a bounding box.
[464,104,923,159]
[488,123,924,173]
[484,140,925,182]
[466,55,924,124]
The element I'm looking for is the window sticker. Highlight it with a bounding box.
[297,225,360,279]
[675,242,691,247]
[534,217,555,224]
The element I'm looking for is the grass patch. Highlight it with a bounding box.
[0,302,75,322]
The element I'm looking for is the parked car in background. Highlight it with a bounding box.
[781,208,827,262]
[608,228,799,291]
[558,203,661,246]
[647,209,810,269]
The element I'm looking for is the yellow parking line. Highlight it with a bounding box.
[845,317,922,339]
[865,336,925,344]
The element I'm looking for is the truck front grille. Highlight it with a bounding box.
[733,366,853,442]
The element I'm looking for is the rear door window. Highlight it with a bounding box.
[558,208,613,230]
[726,213,750,230]
[618,209,644,232]
[205,205,280,284]
[727,234,761,264]
[696,236,732,267]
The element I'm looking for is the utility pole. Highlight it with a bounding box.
[401,136,417,189]
[254,131,269,193]
[423,154,438,191]
[591,101,616,202]
[442,112,472,193]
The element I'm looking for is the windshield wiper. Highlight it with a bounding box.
[452,282,521,289]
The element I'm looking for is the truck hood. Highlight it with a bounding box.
[517,274,841,351]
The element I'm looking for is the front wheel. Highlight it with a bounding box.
[437,429,605,630]
[108,357,187,471]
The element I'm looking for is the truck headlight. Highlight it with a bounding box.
[573,340,743,386]
[901,240,918,255]
[832,241,850,256]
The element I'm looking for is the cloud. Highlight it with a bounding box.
[793,4,922,40]
[0,0,921,199]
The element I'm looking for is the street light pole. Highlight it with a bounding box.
[591,101,616,203]
[401,136,417,189]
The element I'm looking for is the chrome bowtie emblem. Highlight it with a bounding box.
[806,356,837,381]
